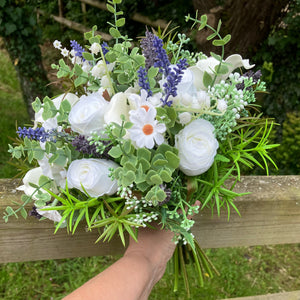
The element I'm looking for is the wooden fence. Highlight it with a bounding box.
[1,176,300,299]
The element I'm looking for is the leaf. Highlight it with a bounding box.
[207,32,218,41]
[5,206,18,218]
[217,20,222,33]
[116,18,125,27]
[150,174,163,185]
[32,97,42,113]
[203,71,213,88]
[212,39,225,47]
[106,3,115,13]
[210,52,222,61]
[148,67,159,78]
[222,34,231,44]
[108,146,123,158]
[165,151,180,169]
[198,14,207,30]
[109,27,121,38]
[74,75,88,87]
[82,52,94,61]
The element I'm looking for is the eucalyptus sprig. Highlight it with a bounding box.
[185,13,231,86]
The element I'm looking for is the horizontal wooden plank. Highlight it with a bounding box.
[0,176,300,263]
[224,290,300,300]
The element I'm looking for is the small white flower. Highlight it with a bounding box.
[82,61,92,73]
[90,42,101,55]
[178,112,192,125]
[129,106,166,149]
[61,48,69,57]
[53,40,62,49]
[197,91,211,109]
[217,99,228,112]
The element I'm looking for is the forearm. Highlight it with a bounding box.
[63,251,158,300]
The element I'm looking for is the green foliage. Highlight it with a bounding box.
[107,123,181,205]
[0,0,51,101]
[252,0,300,174]
[270,112,300,174]
[254,0,300,124]
[185,13,231,87]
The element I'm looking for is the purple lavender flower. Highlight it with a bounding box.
[70,40,85,59]
[153,35,170,75]
[101,42,109,56]
[137,67,153,96]
[72,135,111,159]
[17,127,49,142]
[161,59,188,106]
[140,31,158,70]
[236,70,262,90]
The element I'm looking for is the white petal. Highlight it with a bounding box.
[225,54,255,71]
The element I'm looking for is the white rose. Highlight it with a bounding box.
[16,167,44,200]
[68,92,109,136]
[104,92,130,125]
[175,119,219,176]
[189,54,255,91]
[67,158,119,197]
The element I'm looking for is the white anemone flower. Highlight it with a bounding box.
[129,106,166,149]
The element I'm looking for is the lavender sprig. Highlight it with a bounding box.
[17,127,49,142]
[70,40,85,59]
[140,31,157,70]
[236,70,262,90]
[72,135,111,159]
[153,35,170,75]
[161,59,188,107]
[137,67,153,96]
[101,42,109,56]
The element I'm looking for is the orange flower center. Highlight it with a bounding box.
[141,105,150,112]
[142,124,154,135]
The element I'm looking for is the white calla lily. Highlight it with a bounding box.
[189,54,255,90]
[104,92,130,125]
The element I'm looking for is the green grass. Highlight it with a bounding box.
[1,245,299,299]
[0,48,30,178]
[0,48,299,299]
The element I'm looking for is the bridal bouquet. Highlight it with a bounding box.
[5,1,277,295]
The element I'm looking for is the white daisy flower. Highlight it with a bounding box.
[53,40,62,49]
[61,48,69,57]
[129,106,166,149]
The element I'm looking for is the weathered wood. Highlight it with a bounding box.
[224,290,300,300]
[0,176,300,263]
[36,9,113,41]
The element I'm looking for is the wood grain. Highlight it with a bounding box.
[1,176,300,263]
